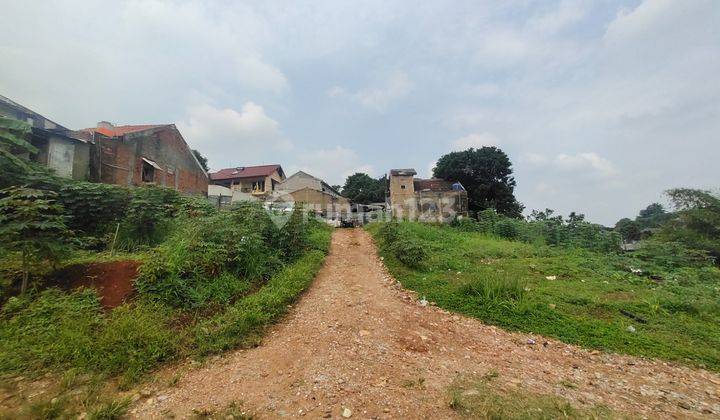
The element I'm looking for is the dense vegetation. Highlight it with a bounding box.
[369,220,720,370]
[0,117,333,417]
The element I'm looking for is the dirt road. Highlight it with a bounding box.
[132,229,720,418]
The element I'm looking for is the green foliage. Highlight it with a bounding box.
[636,202,672,229]
[0,289,179,381]
[660,188,720,260]
[634,240,714,270]
[614,217,641,242]
[193,250,327,355]
[0,117,36,174]
[433,146,524,217]
[377,221,427,268]
[135,211,278,309]
[191,149,209,172]
[0,186,71,292]
[117,186,182,249]
[368,221,720,370]
[278,206,309,262]
[341,172,386,204]
[91,303,178,385]
[58,182,131,237]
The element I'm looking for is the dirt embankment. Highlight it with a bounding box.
[131,229,720,419]
[50,260,140,308]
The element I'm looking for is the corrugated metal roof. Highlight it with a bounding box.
[209,164,283,180]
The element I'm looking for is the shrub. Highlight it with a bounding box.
[494,218,520,240]
[117,186,182,249]
[379,221,400,243]
[451,217,482,232]
[392,238,427,268]
[0,187,72,293]
[278,206,309,262]
[634,240,714,270]
[135,211,281,309]
[58,182,131,237]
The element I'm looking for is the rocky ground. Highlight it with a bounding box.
[131,228,720,419]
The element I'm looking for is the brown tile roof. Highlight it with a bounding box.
[209,164,283,181]
[80,124,168,137]
[413,178,455,192]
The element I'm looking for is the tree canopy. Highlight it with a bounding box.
[433,147,523,217]
[192,149,209,172]
[341,173,386,204]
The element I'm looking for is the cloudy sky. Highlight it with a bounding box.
[1,0,718,224]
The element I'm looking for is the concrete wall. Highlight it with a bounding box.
[389,174,417,219]
[94,127,208,195]
[31,135,90,181]
[278,172,322,193]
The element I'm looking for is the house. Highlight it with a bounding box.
[209,164,285,198]
[0,94,91,180]
[75,122,208,195]
[388,168,468,222]
[272,170,351,216]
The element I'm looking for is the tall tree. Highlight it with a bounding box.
[615,218,641,242]
[341,173,386,204]
[192,149,209,172]
[660,188,720,259]
[636,202,671,229]
[433,147,523,217]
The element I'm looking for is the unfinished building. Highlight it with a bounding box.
[388,168,468,222]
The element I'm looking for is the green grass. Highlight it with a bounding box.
[193,249,328,355]
[368,222,720,371]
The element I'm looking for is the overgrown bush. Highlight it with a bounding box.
[117,186,182,249]
[278,206,309,262]
[450,217,482,232]
[135,211,279,309]
[391,237,427,268]
[58,182,131,237]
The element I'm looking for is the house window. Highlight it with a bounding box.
[401,185,406,189]
[141,160,155,183]
[252,180,265,192]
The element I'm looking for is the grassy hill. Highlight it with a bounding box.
[368,221,720,371]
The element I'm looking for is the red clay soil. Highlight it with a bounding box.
[50,260,141,308]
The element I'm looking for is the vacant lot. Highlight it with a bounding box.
[368,222,720,371]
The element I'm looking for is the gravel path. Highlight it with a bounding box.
[132,228,720,419]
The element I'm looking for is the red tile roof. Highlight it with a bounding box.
[414,178,454,192]
[209,164,283,181]
[81,124,168,137]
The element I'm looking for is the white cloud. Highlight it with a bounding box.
[331,71,413,112]
[553,153,617,177]
[289,146,375,185]
[178,102,290,171]
[452,132,500,150]
[326,86,346,98]
[234,56,288,93]
[521,153,549,165]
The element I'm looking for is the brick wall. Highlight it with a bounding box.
[93,126,208,195]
